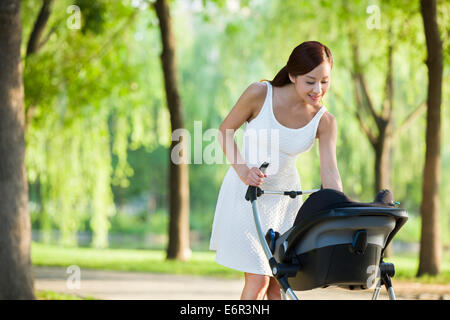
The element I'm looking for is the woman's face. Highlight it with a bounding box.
[289,61,331,107]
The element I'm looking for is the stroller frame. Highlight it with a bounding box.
[245,162,402,300]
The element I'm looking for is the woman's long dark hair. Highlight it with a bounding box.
[269,41,333,87]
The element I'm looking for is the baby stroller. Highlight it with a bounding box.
[244,162,408,300]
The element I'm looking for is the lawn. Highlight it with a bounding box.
[35,290,96,300]
[31,242,241,279]
[31,242,450,284]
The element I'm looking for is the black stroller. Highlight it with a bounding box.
[245,162,408,300]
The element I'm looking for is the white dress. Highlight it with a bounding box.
[209,81,327,276]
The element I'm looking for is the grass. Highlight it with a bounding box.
[31,242,450,284]
[31,242,242,279]
[35,290,96,300]
[384,252,450,284]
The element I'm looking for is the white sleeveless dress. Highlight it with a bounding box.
[209,81,327,276]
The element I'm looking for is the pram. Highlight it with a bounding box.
[244,162,408,300]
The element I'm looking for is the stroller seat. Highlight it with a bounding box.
[270,189,408,291]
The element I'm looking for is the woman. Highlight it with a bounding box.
[209,41,343,300]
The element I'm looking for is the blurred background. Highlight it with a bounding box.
[1,0,448,299]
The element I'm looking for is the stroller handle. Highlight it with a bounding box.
[244,162,320,201]
[245,162,305,300]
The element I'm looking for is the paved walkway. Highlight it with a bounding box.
[33,266,449,300]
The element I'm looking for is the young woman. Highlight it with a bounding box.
[209,41,343,300]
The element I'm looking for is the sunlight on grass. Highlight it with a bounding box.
[35,290,96,300]
[31,242,242,279]
[384,252,450,284]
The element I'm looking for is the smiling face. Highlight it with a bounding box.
[288,61,331,107]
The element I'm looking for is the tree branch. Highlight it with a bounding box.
[36,24,57,50]
[381,32,394,120]
[332,87,377,147]
[352,78,377,146]
[355,110,377,147]
[356,72,380,125]
[393,101,427,135]
[349,36,381,128]
[26,0,54,57]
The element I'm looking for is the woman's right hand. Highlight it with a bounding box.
[240,166,267,186]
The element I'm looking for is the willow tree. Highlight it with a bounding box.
[24,1,147,248]
[0,0,35,299]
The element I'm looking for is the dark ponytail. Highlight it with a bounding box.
[270,65,290,87]
[269,41,333,87]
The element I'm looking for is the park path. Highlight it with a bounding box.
[33,266,449,300]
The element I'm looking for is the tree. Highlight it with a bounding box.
[24,1,142,249]
[0,0,35,299]
[152,0,191,261]
[417,0,443,276]
[348,31,426,196]
[342,2,428,256]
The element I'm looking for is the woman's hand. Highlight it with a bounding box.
[239,166,267,186]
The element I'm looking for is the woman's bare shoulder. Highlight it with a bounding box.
[245,81,267,105]
[244,81,268,122]
[219,81,268,131]
[317,110,337,139]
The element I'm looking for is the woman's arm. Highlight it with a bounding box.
[218,82,267,186]
[317,112,343,191]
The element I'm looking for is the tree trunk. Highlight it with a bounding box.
[153,0,191,261]
[374,123,394,257]
[0,0,35,299]
[374,126,391,195]
[417,0,443,277]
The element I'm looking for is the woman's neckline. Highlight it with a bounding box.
[270,82,324,131]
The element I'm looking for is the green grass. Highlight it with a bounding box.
[31,242,450,284]
[35,290,96,300]
[384,252,450,284]
[31,242,242,279]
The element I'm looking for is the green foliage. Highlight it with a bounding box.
[75,0,107,35]
[24,1,158,247]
